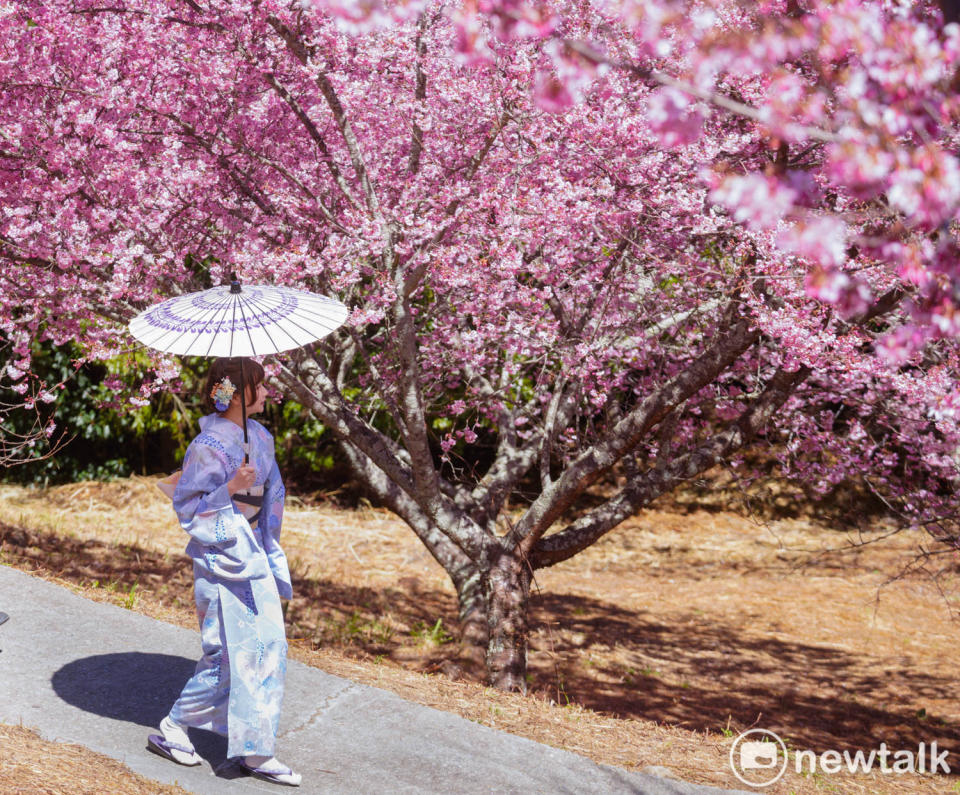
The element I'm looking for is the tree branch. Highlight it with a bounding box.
[402,110,512,298]
[564,40,840,144]
[263,71,364,213]
[531,363,811,568]
[268,15,383,221]
[276,355,488,561]
[527,286,908,566]
[506,312,761,550]
[407,12,428,175]
[153,111,278,216]
[273,357,416,496]
[337,437,475,576]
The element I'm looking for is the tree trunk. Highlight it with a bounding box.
[483,549,532,692]
[453,564,488,677]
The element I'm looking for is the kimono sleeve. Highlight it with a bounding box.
[172,440,238,547]
[261,455,292,599]
[262,457,285,538]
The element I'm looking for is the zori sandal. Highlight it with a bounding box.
[239,759,302,787]
[146,734,203,766]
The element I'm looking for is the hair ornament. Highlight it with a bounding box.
[212,376,236,412]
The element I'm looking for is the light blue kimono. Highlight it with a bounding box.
[168,414,291,758]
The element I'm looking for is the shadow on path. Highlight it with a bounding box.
[51,652,229,766]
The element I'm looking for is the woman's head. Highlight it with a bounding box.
[203,357,265,414]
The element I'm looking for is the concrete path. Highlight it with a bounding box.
[0,565,748,794]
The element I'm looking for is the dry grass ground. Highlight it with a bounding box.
[0,723,188,794]
[1,476,959,794]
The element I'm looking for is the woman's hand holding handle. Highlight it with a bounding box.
[227,464,256,495]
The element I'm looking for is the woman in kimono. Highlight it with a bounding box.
[147,357,300,787]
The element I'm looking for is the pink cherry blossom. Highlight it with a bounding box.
[710,174,797,231]
[1,0,958,689]
[646,87,706,148]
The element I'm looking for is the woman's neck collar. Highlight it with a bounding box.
[215,409,248,430]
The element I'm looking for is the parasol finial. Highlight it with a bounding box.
[229,271,242,294]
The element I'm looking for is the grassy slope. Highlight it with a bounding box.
[1,477,959,794]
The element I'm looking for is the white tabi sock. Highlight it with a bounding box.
[244,754,302,785]
[160,715,192,747]
[158,715,200,764]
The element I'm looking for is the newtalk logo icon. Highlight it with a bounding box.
[729,729,788,787]
[729,728,952,788]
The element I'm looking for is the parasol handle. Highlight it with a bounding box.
[239,356,249,464]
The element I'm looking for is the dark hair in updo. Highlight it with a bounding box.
[203,357,265,414]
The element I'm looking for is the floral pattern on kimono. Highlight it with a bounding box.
[168,413,291,758]
[172,414,291,598]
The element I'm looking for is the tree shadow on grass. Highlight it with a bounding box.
[527,591,960,757]
[0,520,457,661]
[5,519,957,761]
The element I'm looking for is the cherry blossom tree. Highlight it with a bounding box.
[1,0,958,689]
[0,349,63,467]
